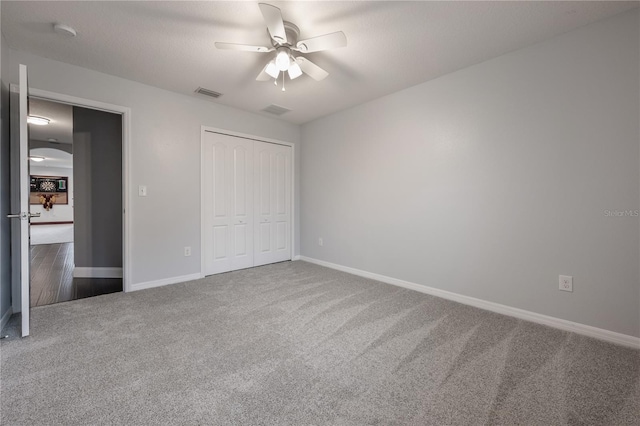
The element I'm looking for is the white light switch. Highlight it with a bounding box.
[138,185,147,197]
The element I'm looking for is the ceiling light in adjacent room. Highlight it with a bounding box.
[29,156,45,162]
[53,23,77,37]
[27,116,50,126]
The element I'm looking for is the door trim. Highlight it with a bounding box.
[26,87,132,293]
[200,126,296,278]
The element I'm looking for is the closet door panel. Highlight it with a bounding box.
[259,222,270,252]
[233,147,248,217]
[258,151,271,216]
[234,224,248,255]
[203,132,254,275]
[254,142,291,266]
[276,221,287,250]
[205,133,291,275]
[204,139,231,275]
[213,226,228,259]
[229,142,254,270]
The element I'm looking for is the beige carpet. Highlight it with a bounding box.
[1,261,638,425]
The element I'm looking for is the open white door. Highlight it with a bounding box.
[8,64,33,337]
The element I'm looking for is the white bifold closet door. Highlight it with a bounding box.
[203,131,291,276]
[254,141,292,266]
[203,133,254,275]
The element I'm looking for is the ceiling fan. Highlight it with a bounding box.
[215,3,347,87]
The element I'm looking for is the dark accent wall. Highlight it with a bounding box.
[72,107,122,268]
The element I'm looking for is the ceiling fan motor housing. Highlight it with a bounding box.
[272,22,300,47]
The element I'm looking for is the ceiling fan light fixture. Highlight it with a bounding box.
[265,60,279,79]
[275,48,290,71]
[223,4,343,86]
[288,61,302,79]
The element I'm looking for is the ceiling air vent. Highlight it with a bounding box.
[261,104,291,116]
[195,87,222,99]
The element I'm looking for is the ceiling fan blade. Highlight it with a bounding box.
[295,57,329,81]
[215,42,273,52]
[258,3,288,44]
[295,31,347,53]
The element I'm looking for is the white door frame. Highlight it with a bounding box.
[24,87,133,294]
[200,126,296,277]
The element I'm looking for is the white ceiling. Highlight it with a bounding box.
[28,97,73,144]
[3,1,637,124]
[30,147,72,169]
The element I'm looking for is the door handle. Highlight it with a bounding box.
[7,212,41,219]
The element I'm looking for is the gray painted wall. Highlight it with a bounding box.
[4,47,300,285]
[0,25,12,323]
[73,107,122,268]
[301,10,640,337]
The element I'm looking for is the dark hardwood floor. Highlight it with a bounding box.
[30,243,122,307]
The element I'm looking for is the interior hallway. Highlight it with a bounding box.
[30,242,122,307]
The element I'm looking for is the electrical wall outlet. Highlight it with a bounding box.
[184,246,191,257]
[559,275,573,292]
[318,237,323,247]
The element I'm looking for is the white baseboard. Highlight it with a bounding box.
[129,273,202,292]
[73,267,123,278]
[292,255,301,261]
[1,307,13,331]
[299,256,640,349]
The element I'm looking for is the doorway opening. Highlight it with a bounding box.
[27,98,123,307]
